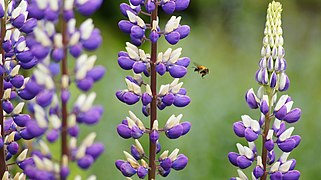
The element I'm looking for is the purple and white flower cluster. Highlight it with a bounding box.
[116,0,192,179]
[0,0,105,179]
[0,0,41,178]
[228,1,301,180]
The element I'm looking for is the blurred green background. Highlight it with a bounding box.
[77,0,321,179]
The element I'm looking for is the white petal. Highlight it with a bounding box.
[279,127,294,142]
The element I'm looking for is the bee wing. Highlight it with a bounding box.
[193,62,201,67]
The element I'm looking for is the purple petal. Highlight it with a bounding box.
[76,0,103,16]
[117,124,131,139]
[7,142,19,155]
[165,124,183,139]
[244,128,259,142]
[131,144,143,160]
[86,143,104,160]
[76,78,94,91]
[150,30,159,43]
[168,65,187,78]
[133,61,146,74]
[173,94,190,107]
[137,166,148,178]
[87,66,105,82]
[228,152,240,166]
[245,89,258,109]
[131,25,145,39]
[130,0,143,6]
[283,170,300,180]
[176,57,190,67]
[274,105,287,120]
[236,156,252,169]
[123,92,140,105]
[13,114,30,127]
[36,90,54,107]
[77,155,94,169]
[265,139,274,151]
[260,99,269,114]
[120,162,136,177]
[172,154,188,171]
[150,130,159,143]
[165,31,180,45]
[233,121,245,137]
[160,158,172,171]
[156,63,166,75]
[82,29,102,51]
[118,56,135,70]
[175,0,190,11]
[131,126,144,139]
[120,3,136,17]
[162,93,175,106]
[181,121,191,135]
[283,108,301,123]
[176,25,190,39]
[268,150,275,165]
[270,171,282,180]
[46,129,59,143]
[253,166,264,178]
[115,160,125,170]
[277,138,296,152]
[162,1,176,14]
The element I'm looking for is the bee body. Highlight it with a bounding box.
[193,64,209,78]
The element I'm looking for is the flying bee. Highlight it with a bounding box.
[193,63,209,78]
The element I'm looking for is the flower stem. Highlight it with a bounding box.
[148,5,158,180]
[60,5,69,180]
[0,3,7,176]
[261,88,273,180]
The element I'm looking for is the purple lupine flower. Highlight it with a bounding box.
[228,2,302,179]
[116,1,192,179]
[10,0,106,179]
[0,1,41,178]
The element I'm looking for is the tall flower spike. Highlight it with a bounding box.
[18,0,105,179]
[0,0,40,178]
[228,1,301,180]
[116,0,192,179]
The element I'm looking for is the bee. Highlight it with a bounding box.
[193,63,209,78]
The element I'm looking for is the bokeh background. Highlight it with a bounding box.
[76,0,321,179]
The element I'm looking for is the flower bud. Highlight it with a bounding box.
[173,94,190,107]
[175,0,190,11]
[165,124,183,139]
[117,124,132,139]
[76,0,103,16]
[7,142,19,155]
[165,31,180,45]
[120,162,136,177]
[46,129,59,143]
[77,155,94,169]
[176,25,190,39]
[160,158,172,171]
[137,166,148,178]
[162,1,176,14]
[86,143,104,160]
[172,154,188,171]
[236,156,252,169]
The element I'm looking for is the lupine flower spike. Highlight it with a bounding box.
[117,0,192,179]
[10,0,105,179]
[0,0,41,178]
[228,1,301,180]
